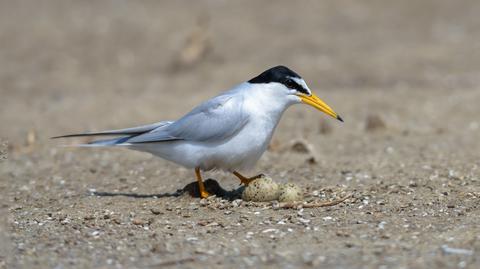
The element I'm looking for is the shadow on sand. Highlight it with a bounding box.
[90,179,244,200]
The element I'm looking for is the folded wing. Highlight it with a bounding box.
[127,94,249,143]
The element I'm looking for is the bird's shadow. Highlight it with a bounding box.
[90,179,244,201]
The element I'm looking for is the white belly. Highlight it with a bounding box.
[130,119,275,172]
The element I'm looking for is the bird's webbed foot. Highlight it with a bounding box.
[232,171,265,185]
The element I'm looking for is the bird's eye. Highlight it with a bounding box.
[284,79,297,89]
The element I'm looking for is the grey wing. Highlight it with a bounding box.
[127,94,249,143]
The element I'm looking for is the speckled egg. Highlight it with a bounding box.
[278,183,303,202]
[241,176,279,202]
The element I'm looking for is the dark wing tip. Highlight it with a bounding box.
[50,133,117,139]
[51,134,75,139]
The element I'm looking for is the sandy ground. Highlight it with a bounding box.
[1,1,480,268]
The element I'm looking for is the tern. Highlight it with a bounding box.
[54,66,342,198]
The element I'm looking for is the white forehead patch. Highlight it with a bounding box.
[290,76,311,95]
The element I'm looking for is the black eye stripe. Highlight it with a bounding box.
[284,79,309,95]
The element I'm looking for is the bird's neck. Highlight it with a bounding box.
[244,86,293,124]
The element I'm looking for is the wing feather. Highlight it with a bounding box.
[51,121,172,139]
[127,94,248,143]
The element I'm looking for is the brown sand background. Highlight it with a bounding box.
[1,1,480,268]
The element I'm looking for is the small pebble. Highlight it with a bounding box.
[132,219,145,225]
[232,199,243,207]
[306,156,317,164]
[290,139,313,154]
[91,230,100,237]
[365,114,386,131]
[150,208,162,215]
[318,119,332,134]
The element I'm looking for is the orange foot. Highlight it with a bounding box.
[195,167,211,199]
[233,171,265,185]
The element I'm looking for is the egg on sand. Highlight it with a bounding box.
[241,175,303,202]
[278,183,303,202]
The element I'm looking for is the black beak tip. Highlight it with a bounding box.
[336,115,344,122]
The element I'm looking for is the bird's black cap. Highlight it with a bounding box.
[249,66,310,95]
[248,65,301,84]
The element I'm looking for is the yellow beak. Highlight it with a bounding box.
[299,93,343,122]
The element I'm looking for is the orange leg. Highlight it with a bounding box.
[233,171,264,185]
[195,167,210,198]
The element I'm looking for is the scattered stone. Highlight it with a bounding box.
[297,217,311,225]
[290,139,314,154]
[335,230,350,237]
[26,129,36,146]
[318,119,333,134]
[441,245,474,256]
[197,220,214,226]
[83,215,95,221]
[91,230,100,237]
[132,219,145,225]
[150,208,162,215]
[306,156,317,165]
[0,139,7,161]
[365,114,386,131]
[262,228,280,233]
[232,199,243,207]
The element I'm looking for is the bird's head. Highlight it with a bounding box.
[248,65,343,122]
